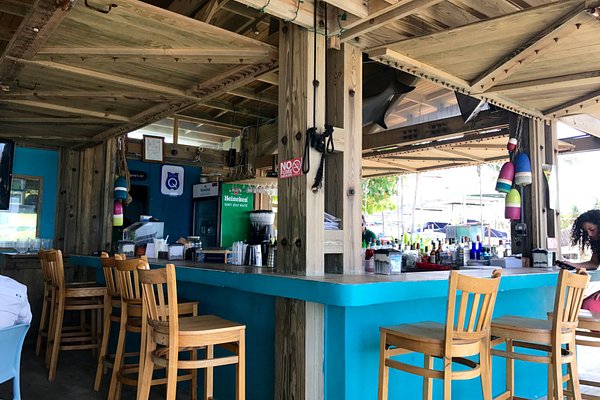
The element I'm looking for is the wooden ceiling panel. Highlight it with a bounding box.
[378,1,582,81]
[447,0,521,18]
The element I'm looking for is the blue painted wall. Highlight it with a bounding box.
[125,160,202,240]
[13,146,59,239]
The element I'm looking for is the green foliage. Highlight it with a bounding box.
[362,176,399,215]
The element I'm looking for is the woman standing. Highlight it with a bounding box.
[561,209,600,311]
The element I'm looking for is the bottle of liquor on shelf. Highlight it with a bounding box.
[429,243,436,264]
[475,235,482,260]
[470,236,477,260]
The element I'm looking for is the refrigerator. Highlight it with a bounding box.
[192,182,254,248]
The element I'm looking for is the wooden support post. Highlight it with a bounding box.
[276,22,325,275]
[530,119,548,250]
[275,22,326,400]
[324,43,363,274]
[544,120,560,257]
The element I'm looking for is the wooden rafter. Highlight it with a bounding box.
[37,47,276,61]
[230,0,314,29]
[189,61,278,99]
[0,117,121,124]
[543,89,600,117]
[0,0,32,17]
[0,132,90,142]
[364,130,507,158]
[363,111,509,151]
[0,26,17,42]
[470,3,589,92]
[226,87,278,105]
[0,0,76,85]
[5,57,196,99]
[489,70,600,94]
[1,91,175,102]
[364,158,418,172]
[435,148,484,162]
[340,0,444,43]
[0,99,130,122]
[174,114,242,130]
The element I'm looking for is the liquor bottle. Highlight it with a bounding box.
[429,243,436,264]
[436,240,442,264]
[475,235,482,260]
[456,237,464,267]
[469,236,476,260]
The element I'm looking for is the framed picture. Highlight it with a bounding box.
[143,135,164,163]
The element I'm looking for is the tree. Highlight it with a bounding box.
[362,176,399,215]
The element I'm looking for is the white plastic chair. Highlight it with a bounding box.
[0,323,30,400]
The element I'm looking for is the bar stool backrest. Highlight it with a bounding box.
[46,249,66,292]
[38,249,53,283]
[552,269,590,334]
[99,252,119,297]
[445,269,502,349]
[114,255,147,302]
[137,262,179,337]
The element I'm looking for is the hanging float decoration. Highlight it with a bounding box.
[513,153,532,186]
[495,162,514,193]
[505,188,521,221]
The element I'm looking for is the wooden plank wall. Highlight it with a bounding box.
[55,140,116,255]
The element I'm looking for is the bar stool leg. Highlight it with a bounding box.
[548,364,555,400]
[480,338,492,400]
[506,339,515,398]
[422,355,433,400]
[137,326,155,400]
[443,357,452,400]
[205,345,214,400]
[45,288,57,369]
[108,304,128,400]
[190,347,197,400]
[48,296,65,381]
[36,283,50,356]
[551,340,564,400]
[378,331,389,400]
[569,338,582,400]
[237,332,245,400]
[95,293,112,391]
[166,342,179,400]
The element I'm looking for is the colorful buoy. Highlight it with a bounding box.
[507,137,518,152]
[505,188,521,221]
[495,162,514,193]
[514,153,532,186]
[114,176,127,200]
[113,200,124,227]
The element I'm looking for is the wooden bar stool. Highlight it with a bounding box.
[575,310,600,400]
[378,269,502,400]
[94,252,123,391]
[36,249,96,358]
[45,249,107,381]
[548,309,600,400]
[491,269,591,400]
[109,256,198,400]
[137,262,246,400]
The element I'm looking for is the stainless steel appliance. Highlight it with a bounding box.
[192,183,221,248]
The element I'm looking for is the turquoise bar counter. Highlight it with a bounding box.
[70,256,600,400]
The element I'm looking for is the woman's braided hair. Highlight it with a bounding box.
[571,209,600,255]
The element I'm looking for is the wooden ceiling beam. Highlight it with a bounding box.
[489,70,600,94]
[167,0,204,17]
[0,132,90,142]
[0,26,17,42]
[364,158,418,172]
[196,0,227,22]
[435,148,484,162]
[5,56,196,99]
[174,114,242,130]
[471,3,590,92]
[340,0,444,43]
[559,114,600,138]
[364,130,507,158]
[0,0,76,86]
[363,110,509,151]
[0,0,33,17]
[543,89,600,117]
[226,87,278,105]
[0,99,131,122]
[0,117,121,124]
[324,0,368,18]
[37,47,275,60]
[231,0,314,29]
[1,90,174,102]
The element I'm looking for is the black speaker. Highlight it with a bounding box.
[227,149,237,167]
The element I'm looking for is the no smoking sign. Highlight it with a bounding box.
[279,157,303,179]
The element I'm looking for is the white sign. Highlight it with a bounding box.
[161,165,184,196]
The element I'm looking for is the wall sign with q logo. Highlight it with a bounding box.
[160,165,184,196]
